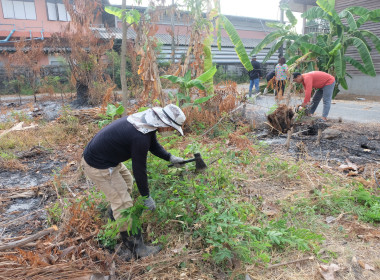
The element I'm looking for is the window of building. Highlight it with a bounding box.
[46,0,71,21]
[1,0,37,20]
[48,55,66,65]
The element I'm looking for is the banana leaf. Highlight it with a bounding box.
[219,15,252,71]
[266,22,286,29]
[196,65,217,83]
[368,9,380,22]
[279,3,297,26]
[160,75,184,84]
[194,95,214,104]
[302,6,330,21]
[345,6,369,16]
[333,50,344,78]
[345,37,376,76]
[343,56,367,74]
[339,10,357,31]
[316,35,328,48]
[285,9,298,26]
[187,79,206,90]
[359,30,380,53]
[262,38,285,63]
[250,29,288,56]
[317,0,342,25]
[302,42,329,56]
[105,6,140,24]
[203,35,214,94]
[328,42,342,56]
[338,76,348,90]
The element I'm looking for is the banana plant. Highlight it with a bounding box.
[161,65,217,108]
[251,1,380,98]
[105,6,141,25]
[302,0,380,96]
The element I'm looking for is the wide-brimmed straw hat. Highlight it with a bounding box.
[152,104,186,136]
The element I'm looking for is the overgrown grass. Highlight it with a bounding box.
[134,134,324,267]
[292,183,380,224]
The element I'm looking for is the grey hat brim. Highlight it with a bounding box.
[152,107,184,136]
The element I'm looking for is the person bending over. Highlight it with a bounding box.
[293,71,335,121]
[82,104,186,258]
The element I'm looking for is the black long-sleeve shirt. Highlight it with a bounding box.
[83,117,171,197]
[249,60,261,79]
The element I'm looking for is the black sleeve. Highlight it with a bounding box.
[131,139,150,197]
[149,132,171,161]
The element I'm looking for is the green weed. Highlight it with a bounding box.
[98,103,124,128]
[47,202,63,225]
[294,184,380,224]
[145,140,323,266]
[97,197,147,249]
[0,151,16,160]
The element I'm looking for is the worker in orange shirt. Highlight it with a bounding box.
[293,71,335,121]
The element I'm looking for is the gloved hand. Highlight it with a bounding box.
[170,155,184,167]
[144,196,156,211]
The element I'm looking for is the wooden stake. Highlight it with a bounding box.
[285,127,293,150]
[316,128,322,146]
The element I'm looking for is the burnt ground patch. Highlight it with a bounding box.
[0,147,68,236]
[255,119,380,165]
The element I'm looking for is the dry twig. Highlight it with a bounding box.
[0,226,58,250]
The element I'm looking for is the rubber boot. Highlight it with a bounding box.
[120,230,161,258]
[106,205,115,221]
[106,206,133,261]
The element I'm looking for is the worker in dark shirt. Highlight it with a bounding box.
[81,104,186,258]
[248,55,262,97]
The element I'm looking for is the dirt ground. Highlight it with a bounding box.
[0,94,379,280]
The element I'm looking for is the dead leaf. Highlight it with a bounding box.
[319,263,340,280]
[260,201,279,217]
[347,171,359,177]
[171,242,188,254]
[358,260,375,271]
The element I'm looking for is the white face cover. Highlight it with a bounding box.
[127,108,169,134]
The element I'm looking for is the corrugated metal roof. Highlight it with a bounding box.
[158,45,279,64]
[91,27,137,40]
[92,27,273,48]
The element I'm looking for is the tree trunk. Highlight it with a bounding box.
[75,82,89,106]
[170,0,176,64]
[120,0,128,115]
